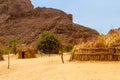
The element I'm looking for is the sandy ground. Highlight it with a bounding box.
[0,54,120,80]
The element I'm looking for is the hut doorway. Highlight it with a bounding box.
[22,52,25,58]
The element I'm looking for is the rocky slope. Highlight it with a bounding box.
[0,0,34,23]
[108,28,120,35]
[0,0,99,46]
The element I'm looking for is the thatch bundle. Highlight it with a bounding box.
[18,44,36,59]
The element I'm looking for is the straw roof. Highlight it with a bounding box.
[18,44,34,51]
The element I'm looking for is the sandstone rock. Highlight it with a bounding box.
[0,0,33,21]
[108,28,120,35]
[0,0,99,46]
[8,0,34,16]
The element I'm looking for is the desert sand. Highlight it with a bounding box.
[0,54,120,80]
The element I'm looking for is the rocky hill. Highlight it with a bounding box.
[108,28,120,35]
[0,0,99,46]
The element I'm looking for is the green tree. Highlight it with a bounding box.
[64,44,73,52]
[8,38,19,55]
[36,31,61,54]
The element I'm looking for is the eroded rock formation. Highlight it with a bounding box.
[0,0,99,46]
[108,28,120,35]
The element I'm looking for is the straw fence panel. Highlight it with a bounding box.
[70,48,120,61]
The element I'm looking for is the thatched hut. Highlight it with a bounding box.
[18,45,36,59]
[0,51,4,61]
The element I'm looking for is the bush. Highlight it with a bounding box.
[0,46,10,54]
[8,38,19,54]
[64,44,73,52]
[36,31,61,54]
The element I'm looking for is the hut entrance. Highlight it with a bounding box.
[22,52,25,58]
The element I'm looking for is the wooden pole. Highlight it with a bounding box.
[8,53,10,69]
[61,52,64,64]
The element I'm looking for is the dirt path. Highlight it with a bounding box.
[0,54,120,80]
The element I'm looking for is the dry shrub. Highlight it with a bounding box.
[94,34,120,48]
[72,34,120,52]
[106,34,120,47]
[94,34,106,48]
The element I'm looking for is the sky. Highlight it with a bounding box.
[31,0,120,34]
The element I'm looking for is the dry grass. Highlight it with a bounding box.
[74,34,120,49]
[0,54,120,80]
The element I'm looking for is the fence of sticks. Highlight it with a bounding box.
[70,47,120,61]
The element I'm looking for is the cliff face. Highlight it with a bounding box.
[0,0,99,46]
[0,0,33,24]
[108,28,120,35]
[8,0,34,15]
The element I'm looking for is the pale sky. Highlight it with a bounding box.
[31,0,120,34]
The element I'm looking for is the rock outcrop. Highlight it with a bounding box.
[0,0,99,46]
[108,28,120,35]
[0,0,33,23]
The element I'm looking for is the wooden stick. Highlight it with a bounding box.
[8,53,10,69]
